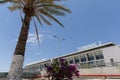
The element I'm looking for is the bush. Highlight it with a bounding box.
[45,58,79,80]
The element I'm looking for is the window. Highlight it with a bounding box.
[87,53,94,61]
[40,64,45,70]
[65,58,69,64]
[69,58,74,64]
[94,50,104,60]
[80,63,88,68]
[96,60,105,67]
[88,61,96,67]
[74,56,80,63]
[80,54,86,62]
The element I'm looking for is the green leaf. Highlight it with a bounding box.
[33,19,40,45]
[40,15,52,26]
[35,14,42,26]
[41,10,64,27]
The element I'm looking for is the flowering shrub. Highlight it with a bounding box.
[45,58,79,80]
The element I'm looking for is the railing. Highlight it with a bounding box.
[0,72,40,78]
[20,61,120,79]
[23,62,120,74]
[0,72,8,78]
[1,62,120,79]
[77,62,120,69]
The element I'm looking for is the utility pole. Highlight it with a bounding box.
[53,35,65,56]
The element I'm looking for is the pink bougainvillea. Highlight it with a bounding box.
[45,58,79,80]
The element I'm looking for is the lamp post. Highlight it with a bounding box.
[53,35,65,56]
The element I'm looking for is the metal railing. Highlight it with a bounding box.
[0,72,39,78]
[77,62,120,69]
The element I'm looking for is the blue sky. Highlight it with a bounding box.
[1,0,120,72]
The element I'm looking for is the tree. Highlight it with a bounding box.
[0,0,71,80]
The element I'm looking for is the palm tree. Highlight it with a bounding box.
[0,0,71,80]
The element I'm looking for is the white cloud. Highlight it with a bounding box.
[14,33,54,45]
[26,58,47,66]
[27,33,42,44]
[45,34,54,39]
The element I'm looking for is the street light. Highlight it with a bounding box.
[53,35,65,56]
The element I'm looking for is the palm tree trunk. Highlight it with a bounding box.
[7,14,31,80]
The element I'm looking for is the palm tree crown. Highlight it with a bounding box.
[1,0,71,43]
[1,0,71,26]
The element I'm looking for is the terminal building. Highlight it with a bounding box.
[24,42,120,79]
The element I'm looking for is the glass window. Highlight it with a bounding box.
[88,61,96,67]
[69,58,74,64]
[80,63,88,68]
[40,64,44,70]
[70,59,73,64]
[94,50,104,60]
[40,65,42,70]
[65,58,69,64]
[96,60,105,67]
[65,60,69,64]
[87,53,94,61]
[74,56,80,63]
[80,54,86,62]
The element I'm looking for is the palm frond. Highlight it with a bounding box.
[8,5,22,11]
[20,11,27,27]
[35,14,42,26]
[41,10,64,27]
[40,14,52,26]
[0,0,11,4]
[44,7,65,16]
[0,0,6,4]
[20,12,24,23]
[33,19,40,45]
[37,4,71,13]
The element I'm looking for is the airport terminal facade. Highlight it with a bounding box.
[23,42,120,79]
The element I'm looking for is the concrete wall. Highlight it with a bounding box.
[79,66,120,75]
[103,45,120,63]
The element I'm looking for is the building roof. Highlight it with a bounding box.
[60,42,115,58]
[26,59,49,66]
[25,42,115,66]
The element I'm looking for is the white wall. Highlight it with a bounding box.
[79,67,120,75]
[102,45,120,63]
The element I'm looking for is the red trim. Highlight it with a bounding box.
[79,74,120,76]
[31,74,120,78]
